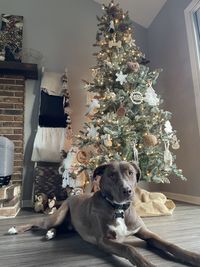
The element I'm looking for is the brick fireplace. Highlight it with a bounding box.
[0,61,38,217]
[0,75,25,183]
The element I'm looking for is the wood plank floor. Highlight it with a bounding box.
[0,202,200,267]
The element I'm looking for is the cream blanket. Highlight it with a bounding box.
[134,187,175,217]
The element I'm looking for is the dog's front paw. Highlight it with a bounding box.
[8,226,18,235]
[191,253,200,267]
[46,229,56,240]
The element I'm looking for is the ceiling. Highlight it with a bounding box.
[93,0,167,28]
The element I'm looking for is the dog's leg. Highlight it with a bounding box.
[8,201,69,237]
[98,237,156,267]
[135,227,200,267]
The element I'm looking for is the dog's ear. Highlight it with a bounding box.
[130,161,141,182]
[93,164,108,180]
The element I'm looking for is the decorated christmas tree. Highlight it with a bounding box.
[76,0,186,183]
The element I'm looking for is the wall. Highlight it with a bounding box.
[0,0,148,204]
[147,0,200,197]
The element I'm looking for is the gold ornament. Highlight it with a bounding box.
[76,150,88,164]
[127,61,140,72]
[143,134,158,147]
[116,104,126,117]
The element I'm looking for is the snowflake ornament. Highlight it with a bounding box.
[87,125,99,139]
[116,71,128,85]
[164,120,173,135]
[144,86,159,106]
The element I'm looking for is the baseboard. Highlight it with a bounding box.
[163,192,200,205]
[21,200,33,208]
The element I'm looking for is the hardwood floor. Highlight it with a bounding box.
[0,202,199,267]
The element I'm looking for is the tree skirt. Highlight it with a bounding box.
[134,187,175,217]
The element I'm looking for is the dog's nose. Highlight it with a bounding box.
[122,187,132,196]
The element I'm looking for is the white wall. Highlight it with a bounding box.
[147,0,200,197]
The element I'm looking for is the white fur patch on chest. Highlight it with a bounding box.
[108,213,141,241]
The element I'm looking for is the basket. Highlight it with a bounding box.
[34,162,67,201]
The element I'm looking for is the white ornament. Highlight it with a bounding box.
[105,91,116,100]
[91,68,98,77]
[59,147,78,188]
[0,53,5,61]
[108,20,115,33]
[116,71,128,85]
[128,35,136,46]
[70,187,84,196]
[85,99,100,116]
[164,120,173,134]
[135,115,140,121]
[110,92,116,100]
[144,86,159,106]
[171,135,180,150]
[105,60,113,68]
[101,134,112,147]
[130,91,143,105]
[59,147,87,189]
[132,141,139,163]
[164,141,173,171]
[87,125,99,139]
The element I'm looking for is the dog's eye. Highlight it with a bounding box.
[128,171,133,175]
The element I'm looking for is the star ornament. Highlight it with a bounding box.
[116,71,128,85]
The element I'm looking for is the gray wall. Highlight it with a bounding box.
[147,0,200,197]
[0,0,148,203]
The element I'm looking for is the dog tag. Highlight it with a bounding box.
[114,211,124,219]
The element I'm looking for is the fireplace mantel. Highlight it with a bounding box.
[0,61,38,80]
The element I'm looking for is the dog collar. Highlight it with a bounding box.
[101,192,131,218]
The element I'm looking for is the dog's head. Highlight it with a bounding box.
[93,161,141,203]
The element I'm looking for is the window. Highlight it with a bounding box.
[185,0,200,135]
[194,7,200,51]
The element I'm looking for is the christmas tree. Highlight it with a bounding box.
[76,0,186,184]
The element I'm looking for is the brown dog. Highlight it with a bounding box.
[8,161,200,267]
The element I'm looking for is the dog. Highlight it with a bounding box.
[8,161,200,267]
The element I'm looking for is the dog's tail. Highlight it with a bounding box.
[8,200,69,235]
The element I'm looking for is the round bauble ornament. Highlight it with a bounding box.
[116,104,126,117]
[143,134,158,147]
[130,91,143,105]
[127,61,140,72]
[76,150,88,164]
